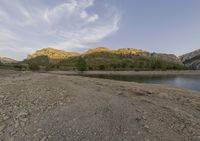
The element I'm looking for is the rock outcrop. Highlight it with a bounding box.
[151,53,183,65]
[180,49,200,69]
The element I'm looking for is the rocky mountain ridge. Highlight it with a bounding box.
[26,47,183,71]
[27,47,182,64]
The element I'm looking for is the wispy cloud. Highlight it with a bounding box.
[0,0,120,60]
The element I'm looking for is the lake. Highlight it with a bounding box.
[80,74,200,91]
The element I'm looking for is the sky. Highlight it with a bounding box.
[0,0,200,60]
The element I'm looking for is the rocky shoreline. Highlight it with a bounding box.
[0,70,200,141]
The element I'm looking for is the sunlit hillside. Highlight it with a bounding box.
[28,48,80,60]
[23,47,185,71]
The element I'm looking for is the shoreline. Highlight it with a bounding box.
[49,70,200,76]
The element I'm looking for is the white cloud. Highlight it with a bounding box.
[86,14,99,22]
[80,11,88,19]
[0,0,120,60]
[44,1,78,24]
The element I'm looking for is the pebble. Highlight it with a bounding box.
[142,116,146,120]
[144,125,149,130]
[0,124,6,132]
[14,120,19,128]
[37,128,42,132]
[147,91,153,94]
[40,136,47,141]
[17,111,28,121]
[2,114,10,120]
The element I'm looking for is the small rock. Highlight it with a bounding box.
[0,124,6,132]
[17,111,29,123]
[14,120,19,128]
[118,91,124,96]
[142,116,146,120]
[2,114,10,120]
[37,128,42,132]
[144,125,149,129]
[11,130,17,136]
[147,91,153,94]
[40,136,47,141]
[17,111,28,118]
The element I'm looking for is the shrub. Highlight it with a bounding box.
[76,57,87,71]
[29,63,40,71]
[45,63,59,71]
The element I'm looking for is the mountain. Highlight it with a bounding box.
[180,49,200,69]
[150,53,183,65]
[0,57,18,64]
[83,47,145,56]
[28,48,80,60]
[25,47,185,71]
[84,47,114,55]
[60,47,184,71]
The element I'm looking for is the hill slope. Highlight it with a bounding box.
[25,47,185,71]
[28,48,80,60]
[0,57,18,64]
[60,47,184,71]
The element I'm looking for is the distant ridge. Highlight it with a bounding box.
[0,57,18,64]
[26,47,183,64]
[28,48,80,60]
[83,47,145,55]
[24,47,185,71]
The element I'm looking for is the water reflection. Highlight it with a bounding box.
[80,74,200,91]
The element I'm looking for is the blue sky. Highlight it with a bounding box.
[0,0,200,60]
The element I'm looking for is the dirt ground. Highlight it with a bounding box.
[0,70,200,141]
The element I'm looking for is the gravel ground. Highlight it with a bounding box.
[0,70,200,141]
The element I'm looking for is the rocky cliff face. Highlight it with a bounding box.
[180,49,200,69]
[151,53,183,65]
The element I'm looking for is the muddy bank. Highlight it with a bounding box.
[0,70,200,141]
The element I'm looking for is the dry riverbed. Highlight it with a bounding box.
[0,70,200,141]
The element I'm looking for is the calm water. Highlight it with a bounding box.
[80,74,200,91]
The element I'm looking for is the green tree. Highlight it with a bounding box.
[76,57,87,71]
